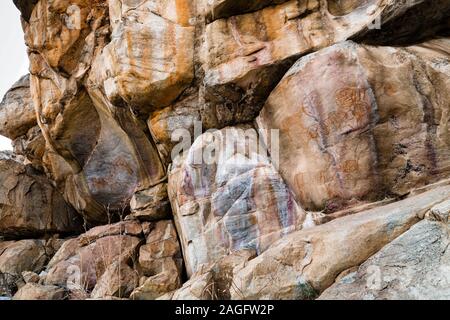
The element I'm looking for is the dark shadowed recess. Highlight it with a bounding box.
[13,0,39,22]
[356,0,450,46]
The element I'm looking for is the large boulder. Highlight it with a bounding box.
[169,125,306,276]
[90,0,196,114]
[228,185,450,299]
[13,283,66,300]
[43,219,183,300]
[24,0,167,224]
[319,217,450,300]
[257,39,450,211]
[0,152,82,239]
[201,0,450,126]
[0,75,34,140]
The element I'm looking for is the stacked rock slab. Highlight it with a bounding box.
[42,220,183,300]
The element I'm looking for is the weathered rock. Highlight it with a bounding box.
[148,90,202,165]
[91,0,195,113]
[258,39,450,211]
[319,219,450,300]
[130,220,183,300]
[13,0,39,22]
[201,0,450,126]
[0,75,34,140]
[12,125,45,171]
[43,220,184,299]
[45,224,141,293]
[0,152,82,238]
[229,185,450,299]
[24,0,110,73]
[428,200,450,223]
[169,125,306,276]
[90,261,139,299]
[160,249,256,300]
[13,283,65,300]
[138,220,183,276]
[0,240,58,296]
[45,238,80,273]
[158,271,212,301]
[130,183,172,221]
[130,268,180,300]
[203,0,288,22]
[24,0,167,224]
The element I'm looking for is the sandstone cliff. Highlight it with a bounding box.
[0,0,449,300]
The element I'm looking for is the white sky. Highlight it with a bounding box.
[0,2,29,151]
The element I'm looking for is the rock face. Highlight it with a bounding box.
[13,283,66,300]
[131,220,183,300]
[201,0,450,126]
[228,186,450,299]
[24,0,167,224]
[0,239,62,296]
[319,219,450,300]
[2,0,450,300]
[0,152,82,238]
[258,40,450,211]
[169,125,305,276]
[0,75,34,140]
[92,0,195,113]
[39,220,182,299]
